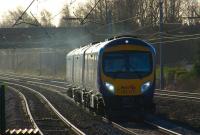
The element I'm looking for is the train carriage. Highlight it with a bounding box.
[66,36,156,117]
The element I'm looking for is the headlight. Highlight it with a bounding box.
[141,81,151,93]
[104,82,115,93]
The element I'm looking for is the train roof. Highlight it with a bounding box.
[85,41,109,54]
[67,48,79,57]
[67,36,155,56]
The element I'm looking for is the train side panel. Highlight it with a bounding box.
[66,54,74,83]
[83,43,107,93]
[84,52,98,91]
[73,53,83,86]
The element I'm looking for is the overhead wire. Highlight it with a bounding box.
[9,0,200,46]
[84,16,186,37]
[149,33,200,41]
[78,15,140,40]
[86,19,186,38]
[151,36,200,45]
[162,33,200,38]
[94,16,139,33]
[12,0,36,27]
[30,12,51,38]
[91,23,155,37]
[80,0,102,24]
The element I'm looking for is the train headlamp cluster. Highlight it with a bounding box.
[141,81,152,93]
[104,82,115,93]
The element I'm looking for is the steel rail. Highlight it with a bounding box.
[1,75,192,135]
[2,75,199,103]
[8,86,44,135]
[102,117,183,135]
[23,80,200,102]
[0,72,67,84]
[144,120,182,135]
[29,80,195,135]
[19,80,140,135]
[155,95,200,103]
[25,81,140,135]
[0,73,68,86]
[5,82,86,135]
[102,117,139,135]
[0,73,43,81]
[22,79,140,135]
[1,74,200,102]
[2,73,199,97]
[155,93,200,101]
[26,81,68,90]
[156,89,200,96]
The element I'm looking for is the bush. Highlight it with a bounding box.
[192,61,200,77]
[192,42,200,77]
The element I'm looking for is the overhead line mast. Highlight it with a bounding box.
[12,0,36,27]
[159,0,164,90]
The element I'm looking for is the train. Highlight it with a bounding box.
[66,35,156,118]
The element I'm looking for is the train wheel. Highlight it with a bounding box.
[96,98,105,115]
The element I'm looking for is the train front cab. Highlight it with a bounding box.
[98,38,156,116]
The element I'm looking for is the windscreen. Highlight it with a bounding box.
[102,51,153,79]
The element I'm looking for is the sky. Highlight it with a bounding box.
[0,0,88,26]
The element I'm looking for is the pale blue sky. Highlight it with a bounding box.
[0,0,87,26]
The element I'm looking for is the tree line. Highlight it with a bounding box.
[0,0,199,28]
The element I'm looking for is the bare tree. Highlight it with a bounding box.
[0,7,37,28]
[184,0,200,25]
[40,9,53,27]
[74,0,108,25]
[59,5,78,27]
[73,0,199,35]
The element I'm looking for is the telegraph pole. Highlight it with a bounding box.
[0,84,6,134]
[105,0,108,23]
[54,49,57,78]
[105,0,112,36]
[159,0,164,90]
[39,49,42,76]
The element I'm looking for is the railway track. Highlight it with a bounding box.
[5,82,85,135]
[8,86,43,134]
[102,117,173,135]
[6,86,33,129]
[1,77,131,135]
[2,73,200,102]
[0,73,199,135]
[155,89,200,102]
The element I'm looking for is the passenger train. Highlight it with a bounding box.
[66,36,156,118]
